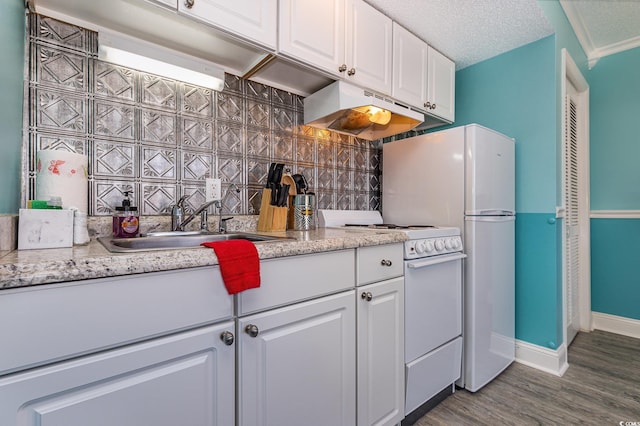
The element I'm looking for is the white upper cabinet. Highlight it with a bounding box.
[392,23,428,113]
[279,0,345,76]
[392,23,455,122]
[427,45,456,122]
[344,0,393,94]
[279,0,392,94]
[178,0,278,50]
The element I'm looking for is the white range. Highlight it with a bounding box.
[318,209,465,419]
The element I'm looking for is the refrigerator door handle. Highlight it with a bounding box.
[465,215,516,223]
[465,209,515,216]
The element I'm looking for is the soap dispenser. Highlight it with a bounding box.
[112,191,139,237]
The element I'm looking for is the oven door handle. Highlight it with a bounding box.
[406,253,467,269]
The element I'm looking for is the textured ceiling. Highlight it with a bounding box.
[364,0,554,70]
[560,0,640,67]
[366,0,640,70]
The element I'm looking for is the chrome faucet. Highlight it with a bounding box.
[171,195,189,231]
[172,198,221,231]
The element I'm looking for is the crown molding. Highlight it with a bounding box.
[559,0,595,56]
[560,0,640,69]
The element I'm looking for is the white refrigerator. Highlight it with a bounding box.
[382,124,515,392]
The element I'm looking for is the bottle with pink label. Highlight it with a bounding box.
[112,191,139,238]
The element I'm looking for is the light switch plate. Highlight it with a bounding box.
[205,178,222,201]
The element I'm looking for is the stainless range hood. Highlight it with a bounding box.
[303,81,423,140]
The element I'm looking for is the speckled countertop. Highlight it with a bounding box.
[0,228,407,290]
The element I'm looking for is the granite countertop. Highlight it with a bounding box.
[0,228,407,290]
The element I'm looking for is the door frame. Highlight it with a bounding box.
[560,48,592,346]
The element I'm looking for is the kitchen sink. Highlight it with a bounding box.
[98,231,293,253]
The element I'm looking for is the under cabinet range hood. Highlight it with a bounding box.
[303,81,424,140]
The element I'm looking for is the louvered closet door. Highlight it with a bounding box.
[564,81,580,345]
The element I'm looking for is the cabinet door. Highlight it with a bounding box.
[392,23,428,110]
[426,46,455,121]
[357,277,405,426]
[0,323,235,426]
[239,291,356,426]
[345,0,392,94]
[178,0,277,49]
[279,0,345,77]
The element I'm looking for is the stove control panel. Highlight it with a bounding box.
[404,236,463,259]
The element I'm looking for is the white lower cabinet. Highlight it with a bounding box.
[357,277,405,426]
[1,245,407,425]
[0,322,235,426]
[238,290,356,426]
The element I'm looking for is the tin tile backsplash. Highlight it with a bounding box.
[23,14,381,216]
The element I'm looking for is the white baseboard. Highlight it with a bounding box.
[515,340,569,377]
[591,312,640,339]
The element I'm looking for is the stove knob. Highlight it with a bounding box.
[415,241,426,254]
[452,238,462,249]
[424,240,435,253]
[445,239,453,250]
[435,239,445,251]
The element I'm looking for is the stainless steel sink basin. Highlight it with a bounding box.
[98,232,292,253]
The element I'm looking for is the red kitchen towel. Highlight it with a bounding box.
[201,240,261,294]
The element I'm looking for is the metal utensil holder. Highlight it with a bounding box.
[292,194,315,231]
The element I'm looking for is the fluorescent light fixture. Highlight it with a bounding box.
[98,30,225,91]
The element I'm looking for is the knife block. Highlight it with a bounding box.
[257,188,288,232]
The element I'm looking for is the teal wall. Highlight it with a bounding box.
[536,1,589,209]
[591,219,640,320]
[589,47,640,321]
[0,1,25,214]
[589,47,640,210]
[452,36,562,348]
[515,213,562,347]
[453,36,556,213]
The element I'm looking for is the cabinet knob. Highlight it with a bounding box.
[184,0,195,8]
[338,64,347,73]
[245,324,259,337]
[424,101,431,108]
[380,259,392,267]
[431,103,437,110]
[361,291,373,302]
[347,68,356,76]
[220,331,235,346]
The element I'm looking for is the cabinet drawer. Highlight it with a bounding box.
[405,337,462,415]
[0,267,233,375]
[357,243,403,285]
[237,249,355,315]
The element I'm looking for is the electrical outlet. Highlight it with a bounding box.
[205,178,222,201]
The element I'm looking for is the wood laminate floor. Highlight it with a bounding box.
[416,330,640,425]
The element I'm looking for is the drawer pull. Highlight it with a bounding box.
[361,291,373,302]
[245,324,259,337]
[220,331,235,346]
[184,0,195,8]
[380,259,393,267]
